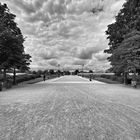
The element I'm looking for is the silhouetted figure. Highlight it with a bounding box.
[131,75,137,88]
[43,74,46,81]
[89,75,92,81]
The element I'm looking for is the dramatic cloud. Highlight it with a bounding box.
[48,60,58,67]
[1,0,126,71]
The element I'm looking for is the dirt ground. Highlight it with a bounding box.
[0,76,140,140]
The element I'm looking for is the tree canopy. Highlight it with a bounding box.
[0,3,31,82]
[105,0,140,75]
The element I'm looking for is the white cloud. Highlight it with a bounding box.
[48,59,58,67]
[1,0,125,70]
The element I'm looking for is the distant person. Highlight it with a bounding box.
[43,74,46,81]
[89,75,92,81]
[131,75,137,88]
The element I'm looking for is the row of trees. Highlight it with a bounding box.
[32,69,94,76]
[0,3,31,85]
[104,0,140,76]
[32,69,71,76]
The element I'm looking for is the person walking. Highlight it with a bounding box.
[89,74,92,81]
[131,74,137,88]
[43,74,46,81]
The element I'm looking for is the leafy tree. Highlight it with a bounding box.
[104,0,140,75]
[0,3,31,84]
[64,71,70,75]
[112,30,140,73]
[32,71,37,75]
[89,70,93,73]
[43,70,49,74]
[37,70,43,76]
[74,69,79,75]
[49,69,55,75]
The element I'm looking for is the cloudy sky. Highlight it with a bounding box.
[1,0,125,71]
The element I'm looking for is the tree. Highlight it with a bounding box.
[64,71,70,75]
[37,70,43,76]
[74,69,79,75]
[104,0,140,75]
[49,69,55,75]
[112,30,140,73]
[12,53,31,84]
[89,70,93,73]
[0,3,31,84]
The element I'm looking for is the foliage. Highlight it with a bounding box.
[74,69,79,75]
[0,3,31,83]
[49,69,55,75]
[104,0,140,74]
[114,30,140,73]
[89,70,93,73]
[64,71,71,75]
[16,74,40,83]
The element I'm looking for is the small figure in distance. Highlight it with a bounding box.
[131,75,137,88]
[43,74,46,81]
[89,75,92,81]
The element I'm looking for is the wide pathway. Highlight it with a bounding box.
[0,76,140,140]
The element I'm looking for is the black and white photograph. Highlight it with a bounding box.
[0,0,140,139]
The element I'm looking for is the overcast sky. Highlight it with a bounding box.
[1,0,125,71]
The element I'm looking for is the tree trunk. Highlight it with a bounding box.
[13,68,16,85]
[3,68,7,83]
[124,72,127,85]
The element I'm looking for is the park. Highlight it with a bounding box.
[1,0,140,139]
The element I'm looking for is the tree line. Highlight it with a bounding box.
[104,0,140,77]
[0,3,31,85]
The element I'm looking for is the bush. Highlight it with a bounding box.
[117,77,124,83]
[16,74,41,84]
[100,74,112,79]
[99,74,124,84]
[5,80,13,89]
[111,75,118,81]
[94,77,119,84]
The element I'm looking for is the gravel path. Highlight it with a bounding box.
[0,76,140,140]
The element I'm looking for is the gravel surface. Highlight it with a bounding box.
[0,76,140,140]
